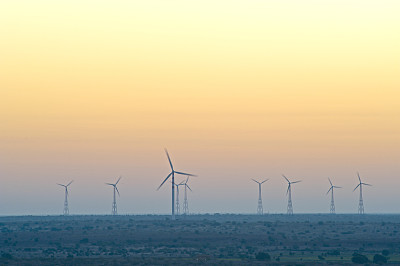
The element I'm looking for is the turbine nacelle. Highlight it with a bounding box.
[251,178,269,185]
[282,175,301,194]
[327,178,342,194]
[353,172,372,192]
[157,149,196,191]
[57,180,73,196]
[106,176,122,196]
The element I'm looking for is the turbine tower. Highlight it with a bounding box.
[157,149,196,220]
[106,176,121,215]
[353,172,371,214]
[57,181,73,216]
[182,176,192,215]
[251,178,268,215]
[282,175,301,215]
[327,178,341,214]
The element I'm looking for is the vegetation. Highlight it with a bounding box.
[351,253,369,264]
[373,254,388,264]
[255,252,271,261]
[0,214,400,265]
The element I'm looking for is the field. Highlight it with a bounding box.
[0,214,399,265]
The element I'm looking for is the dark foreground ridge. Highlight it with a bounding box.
[1,214,399,265]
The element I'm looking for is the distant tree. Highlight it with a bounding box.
[351,253,369,264]
[382,250,390,256]
[79,238,89,244]
[328,250,340,256]
[255,252,271,261]
[1,253,13,260]
[373,254,388,264]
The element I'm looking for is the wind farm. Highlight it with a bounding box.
[157,149,196,220]
[2,0,399,264]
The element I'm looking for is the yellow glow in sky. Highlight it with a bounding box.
[0,0,399,214]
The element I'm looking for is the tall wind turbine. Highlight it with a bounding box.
[157,149,196,220]
[57,181,73,215]
[182,176,192,215]
[106,176,121,215]
[282,175,301,215]
[327,178,341,214]
[251,179,268,215]
[353,172,371,214]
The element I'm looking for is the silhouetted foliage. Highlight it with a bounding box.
[1,253,13,260]
[255,252,271,261]
[352,253,369,264]
[373,254,388,264]
[382,249,390,256]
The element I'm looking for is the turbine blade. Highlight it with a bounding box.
[185,176,189,184]
[286,184,290,194]
[157,172,172,190]
[175,171,196,177]
[116,176,122,185]
[57,183,65,187]
[282,175,290,183]
[334,186,342,188]
[328,178,333,187]
[362,183,372,186]
[251,179,259,184]
[66,180,73,187]
[291,180,301,184]
[261,179,269,184]
[187,184,192,191]
[357,172,361,183]
[327,187,332,195]
[353,184,360,192]
[115,186,120,196]
[105,183,113,186]
[165,149,174,171]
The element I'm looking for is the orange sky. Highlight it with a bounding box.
[0,0,399,215]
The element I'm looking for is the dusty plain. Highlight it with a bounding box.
[0,214,399,265]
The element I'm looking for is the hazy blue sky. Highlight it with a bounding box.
[1,0,399,215]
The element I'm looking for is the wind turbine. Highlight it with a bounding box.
[157,149,196,220]
[327,178,341,214]
[57,181,73,216]
[182,176,192,215]
[353,172,371,214]
[106,176,121,215]
[173,181,185,216]
[251,179,268,215]
[282,175,301,215]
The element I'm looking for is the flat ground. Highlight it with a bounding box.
[0,214,399,265]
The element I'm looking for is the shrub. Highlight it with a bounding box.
[255,252,271,261]
[351,253,369,264]
[373,254,387,264]
[382,250,390,256]
[1,253,13,260]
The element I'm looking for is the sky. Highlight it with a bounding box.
[0,0,399,215]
